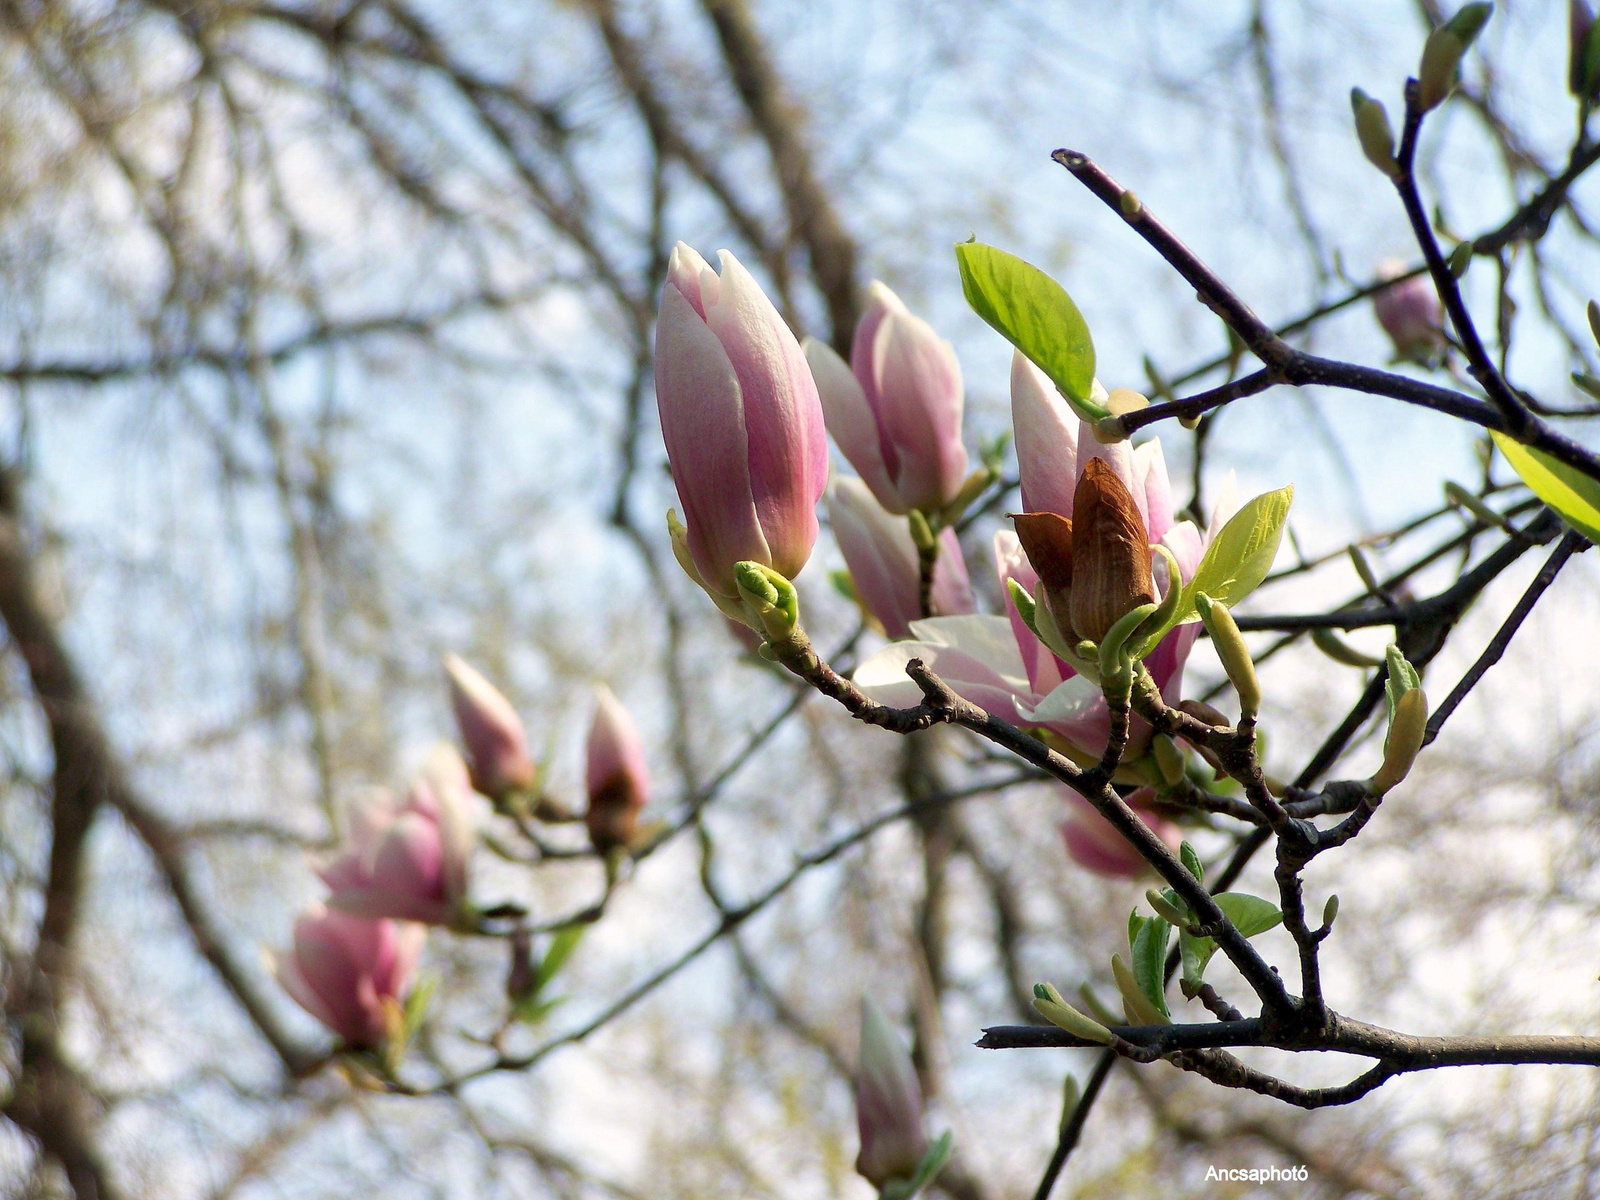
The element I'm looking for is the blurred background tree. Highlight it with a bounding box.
[1,0,1599,1197]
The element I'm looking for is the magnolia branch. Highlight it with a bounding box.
[1054,149,1600,486]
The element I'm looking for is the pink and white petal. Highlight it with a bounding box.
[807,337,900,511]
[855,615,1032,724]
[873,310,967,512]
[1010,352,1079,517]
[828,479,920,638]
[1075,420,1148,533]
[1134,439,1175,544]
[413,743,476,903]
[665,242,712,318]
[994,529,1067,696]
[706,250,825,580]
[929,527,976,620]
[275,950,344,1034]
[850,281,907,413]
[1147,621,1201,703]
[655,281,768,593]
[1161,521,1205,583]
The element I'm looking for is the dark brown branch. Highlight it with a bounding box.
[1423,528,1587,745]
[1052,149,1600,487]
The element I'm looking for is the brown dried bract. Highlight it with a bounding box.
[1012,511,1075,596]
[1067,458,1155,643]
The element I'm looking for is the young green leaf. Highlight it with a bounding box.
[954,242,1098,409]
[1180,840,1205,884]
[400,972,439,1045]
[881,1130,954,1200]
[1383,644,1422,724]
[1491,432,1600,544]
[1181,893,1282,986]
[1111,953,1168,1026]
[1138,486,1293,651]
[536,924,585,993]
[1214,892,1284,938]
[1181,486,1294,615]
[1129,915,1172,1020]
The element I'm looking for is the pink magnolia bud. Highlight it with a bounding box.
[321,744,477,925]
[275,904,424,1047]
[1061,788,1181,878]
[855,997,928,1188]
[585,685,650,853]
[656,243,828,596]
[444,654,535,799]
[805,282,967,516]
[1371,260,1445,364]
[827,476,974,638]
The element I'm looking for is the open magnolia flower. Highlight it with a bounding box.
[857,353,1239,765]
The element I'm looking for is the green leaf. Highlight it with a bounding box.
[1383,644,1421,724]
[536,925,584,993]
[1178,927,1213,988]
[881,1131,954,1200]
[400,972,438,1045]
[954,242,1097,408]
[1129,914,1172,1021]
[1180,840,1204,884]
[1138,486,1293,652]
[510,994,565,1026]
[1179,894,1282,987]
[1181,486,1293,615]
[1491,431,1600,544]
[1215,893,1284,938]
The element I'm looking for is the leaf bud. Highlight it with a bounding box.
[1372,686,1428,794]
[1418,3,1494,113]
[1350,88,1399,178]
[1111,953,1168,1026]
[1032,982,1116,1045]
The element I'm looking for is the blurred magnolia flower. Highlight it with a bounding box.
[656,242,828,596]
[856,354,1230,762]
[1061,787,1181,878]
[827,476,975,638]
[444,653,535,800]
[805,282,968,516]
[275,904,424,1048]
[585,685,650,854]
[321,744,477,926]
[855,997,928,1188]
[1372,259,1445,365]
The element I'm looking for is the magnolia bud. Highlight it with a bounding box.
[321,746,477,926]
[806,282,968,516]
[1350,89,1399,178]
[444,655,535,800]
[275,906,425,1048]
[1418,3,1494,113]
[1372,260,1445,365]
[585,686,650,855]
[854,998,928,1188]
[656,244,827,596]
